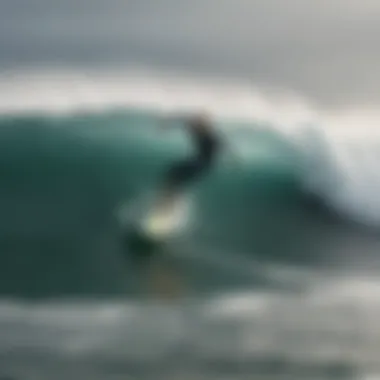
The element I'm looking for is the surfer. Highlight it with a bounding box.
[121,112,236,300]
[157,113,221,208]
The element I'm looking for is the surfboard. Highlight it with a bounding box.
[119,192,191,265]
[140,195,189,240]
[118,191,191,242]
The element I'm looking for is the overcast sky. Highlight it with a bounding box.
[1,0,380,107]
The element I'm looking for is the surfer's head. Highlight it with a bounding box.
[188,112,212,132]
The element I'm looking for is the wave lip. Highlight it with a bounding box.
[0,67,315,125]
[295,123,380,227]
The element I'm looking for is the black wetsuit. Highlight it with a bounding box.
[122,125,220,265]
[164,126,219,190]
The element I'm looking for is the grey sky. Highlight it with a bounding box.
[1,0,380,106]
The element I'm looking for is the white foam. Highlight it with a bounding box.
[294,122,380,226]
[2,274,380,373]
[0,66,316,127]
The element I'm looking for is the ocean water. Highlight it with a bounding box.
[1,69,380,379]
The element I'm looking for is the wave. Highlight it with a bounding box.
[0,67,380,301]
[1,67,380,230]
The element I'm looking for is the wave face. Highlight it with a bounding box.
[0,104,379,298]
[0,109,301,294]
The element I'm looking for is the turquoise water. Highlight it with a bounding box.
[0,109,338,298]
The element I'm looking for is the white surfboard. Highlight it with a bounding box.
[118,191,192,241]
[141,195,190,240]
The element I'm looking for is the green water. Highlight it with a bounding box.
[0,110,349,298]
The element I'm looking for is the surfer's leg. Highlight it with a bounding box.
[156,159,209,210]
[163,159,205,191]
[156,160,194,208]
